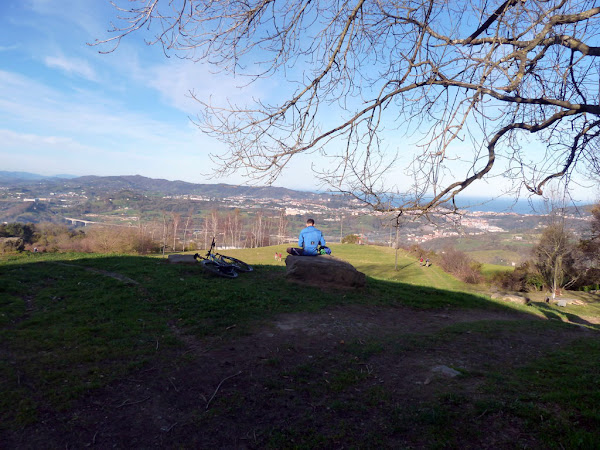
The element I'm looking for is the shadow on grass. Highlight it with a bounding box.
[532,302,600,331]
[2,252,598,445]
[394,260,418,271]
[2,252,582,328]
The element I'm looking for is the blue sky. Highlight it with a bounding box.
[0,0,294,185]
[0,0,597,202]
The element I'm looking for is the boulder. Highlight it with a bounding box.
[285,255,366,289]
[490,292,530,305]
[168,254,198,264]
[431,365,461,378]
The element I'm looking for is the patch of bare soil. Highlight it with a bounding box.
[4,305,595,449]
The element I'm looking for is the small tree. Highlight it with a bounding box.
[576,203,600,288]
[533,223,579,297]
[492,262,544,292]
[439,247,483,284]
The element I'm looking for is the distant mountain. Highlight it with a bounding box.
[0,173,321,200]
[65,175,319,199]
[0,171,77,183]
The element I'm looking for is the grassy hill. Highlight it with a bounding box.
[1,245,599,447]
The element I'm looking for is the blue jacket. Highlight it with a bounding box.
[298,226,325,256]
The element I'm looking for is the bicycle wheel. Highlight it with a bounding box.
[216,255,253,272]
[201,260,238,278]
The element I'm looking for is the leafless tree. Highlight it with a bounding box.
[202,209,221,249]
[95,0,600,214]
[181,211,194,251]
[224,209,244,248]
[578,202,600,279]
[277,209,288,244]
[533,218,579,297]
[161,212,169,256]
[171,212,181,252]
[249,211,269,248]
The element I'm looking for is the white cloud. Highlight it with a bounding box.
[0,69,226,179]
[143,59,266,115]
[44,54,98,81]
[0,70,158,141]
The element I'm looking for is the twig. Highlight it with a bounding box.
[476,409,488,419]
[115,396,151,408]
[163,422,178,432]
[205,371,242,410]
[169,377,180,392]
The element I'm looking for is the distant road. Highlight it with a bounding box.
[64,217,131,227]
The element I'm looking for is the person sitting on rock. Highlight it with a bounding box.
[287,218,326,256]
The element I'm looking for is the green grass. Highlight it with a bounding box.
[468,249,524,266]
[245,243,475,291]
[1,245,599,447]
[480,263,514,282]
[0,247,488,428]
[482,339,600,447]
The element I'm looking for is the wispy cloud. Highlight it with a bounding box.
[0,69,224,180]
[44,54,98,81]
[0,44,19,52]
[143,59,267,115]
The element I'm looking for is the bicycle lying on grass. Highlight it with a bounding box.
[194,238,253,278]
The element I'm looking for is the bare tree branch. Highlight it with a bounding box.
[94,0,600,214]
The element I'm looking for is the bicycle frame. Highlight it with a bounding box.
[193,238,253,277]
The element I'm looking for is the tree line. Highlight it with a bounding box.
[0,208,291,254]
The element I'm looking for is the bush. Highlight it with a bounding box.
[438,247,483,284]
[405,244,435,260]
[491,262,542,292]
[0,237,25,253]
[0,223,36,244]
[184,241,198,252]
[342,234,360,244]
[31,223,84,252]
[78,227,159,253]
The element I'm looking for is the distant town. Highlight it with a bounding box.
[0,173,594,265]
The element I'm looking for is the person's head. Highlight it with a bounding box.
[306,218,315,226]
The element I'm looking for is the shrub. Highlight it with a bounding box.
[438,247,483,284]
[405,244,435,260]
[1,237,25,253]
[32,223,84,252]
[342,234,360,244]
[491,262,542,292]
[0,223,36,244]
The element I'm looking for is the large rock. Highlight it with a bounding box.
[285,255,366,289]
[490,292,530,305]
[168,254,198,264]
